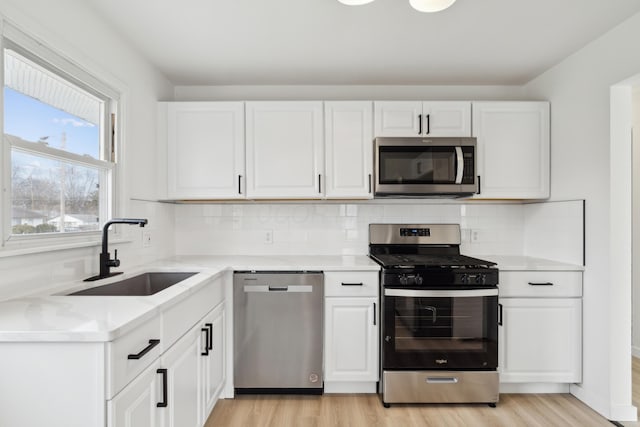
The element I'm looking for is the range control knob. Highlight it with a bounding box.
[399,275,408,285]
[475,274,486,284]
[414,274,423,285]
[460,274,469,284]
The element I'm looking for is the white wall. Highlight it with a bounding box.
[524,11,640,421]
[632,87,640,357]
[174,84,527,102]
[0,0,175,301]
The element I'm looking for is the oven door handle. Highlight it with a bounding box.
[384,288,498,297]
[455,146,464,184]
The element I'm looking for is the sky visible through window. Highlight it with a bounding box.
[4,87,99,158]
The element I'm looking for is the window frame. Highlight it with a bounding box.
[0,20,121,251]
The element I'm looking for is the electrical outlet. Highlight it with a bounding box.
[142,231,152,247]
[264,230,273,244]
[471,230,480,243]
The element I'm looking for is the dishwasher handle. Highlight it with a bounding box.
[244,285,314,293]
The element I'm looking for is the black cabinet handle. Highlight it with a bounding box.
[528,282,554,286]
[318,174,322,193]
[238,175,242,195]
[477,175,481,195]
[341,282,363,286]
[426,114,431,134]
[498,303,503,326]
[418,114,422,134]
[205,323,213,351]
[201,327,210,356]
[373,302,376,326]
[127,339,160,360]
[368,174,372,194]
[157,368,168,408]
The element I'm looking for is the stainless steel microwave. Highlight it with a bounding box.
[374,137,477,197]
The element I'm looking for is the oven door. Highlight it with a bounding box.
[382,288,498,370]
[374,137,476,196]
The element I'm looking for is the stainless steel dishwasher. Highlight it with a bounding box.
[233,271,323,394]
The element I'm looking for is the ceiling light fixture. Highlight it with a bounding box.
[337,0,456,13]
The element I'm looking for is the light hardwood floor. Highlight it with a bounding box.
[206,358,640,426]
[206,389,620,427]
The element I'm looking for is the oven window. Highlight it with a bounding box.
[383,294,498,370]
[378,146,456,184]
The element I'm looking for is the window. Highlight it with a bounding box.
[2,27,118,243]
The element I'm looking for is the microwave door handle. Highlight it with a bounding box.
[455,146,464,184]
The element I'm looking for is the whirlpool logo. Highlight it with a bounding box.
[435,359,448,365]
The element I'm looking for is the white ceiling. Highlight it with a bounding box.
[86,0,640,86]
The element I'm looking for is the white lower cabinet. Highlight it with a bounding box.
[201,304,225,421]
[0,274,228,427]
[323,271,379,393]
[498,271,582,385]
[325,298,378,382]
[499,298,581,383]
[108,359,161,427]
[108,305,224,427]
[159,321,202,427]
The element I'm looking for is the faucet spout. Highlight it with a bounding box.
[85,218,149,282]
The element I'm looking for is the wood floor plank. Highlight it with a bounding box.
[207,357,640,426]
[205,392,613,427]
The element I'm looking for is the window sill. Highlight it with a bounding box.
[0,237,133,259]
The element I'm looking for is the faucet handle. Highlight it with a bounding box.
[112,249,121,268]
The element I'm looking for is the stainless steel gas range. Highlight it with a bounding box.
[369,224,500,407]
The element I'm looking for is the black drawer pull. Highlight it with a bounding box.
[157,368,168,408]
[341,282,364,286]
[528,282,554,286]
[498,303,503,326]
[127,339,160,360]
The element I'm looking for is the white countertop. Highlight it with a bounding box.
[0,254,582,343]
[0,255,379,343]
[481,255,584,271]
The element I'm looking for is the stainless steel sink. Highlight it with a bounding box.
[67,272,198,296]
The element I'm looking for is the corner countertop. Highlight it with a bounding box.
[0,255,379,343]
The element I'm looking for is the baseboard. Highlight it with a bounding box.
[570,383,638,422]
[324,381,377,394]
[499,383,570,394]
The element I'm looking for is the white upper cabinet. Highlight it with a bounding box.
[472,102,550,199]
[245,101,324,199]
[374,101,471,137]
[164,102,245,199]
[324,101,374,199]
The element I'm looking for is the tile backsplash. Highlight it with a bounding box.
[174,202,525,256]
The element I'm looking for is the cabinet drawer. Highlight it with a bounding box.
[163,274,224,351]
[106,314,162,399]
[499,271,582,298]
[324,272,379,297]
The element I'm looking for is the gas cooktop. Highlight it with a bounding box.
[370,253,497,269]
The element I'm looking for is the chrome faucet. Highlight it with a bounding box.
[85,218,148,282]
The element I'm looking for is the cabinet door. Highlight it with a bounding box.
[473,102,550,199]
[245,101,324,198]
[324,101,373,199]
[422,101,471,136]
[374,101,422,137]
[498,298,581,383]
[165,102,245,199]
[324,297,379,382]
[201,304,225,422]
[159,325,201,427]
[108,359,160,427]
